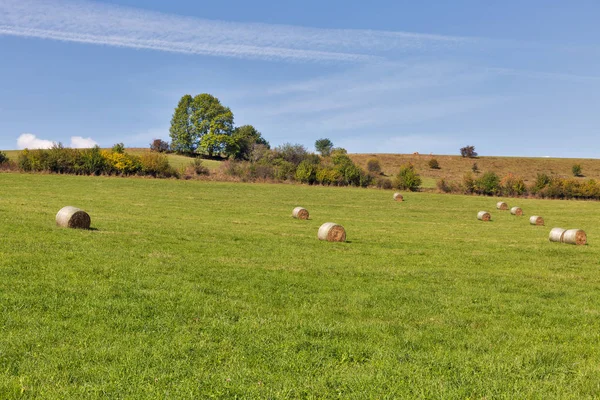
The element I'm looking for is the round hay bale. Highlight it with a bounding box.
[549,228,566,243]
[477,211,491,221]
[318,222,346,242]
[510,206,523,216]
[393,193,403,202]
[529,216,544,226]
[563,229,587,245]
[56,206,91,229]
[496,201,508,210]
[292,207,309,220]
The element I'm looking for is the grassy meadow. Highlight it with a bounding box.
[2,173,600,398]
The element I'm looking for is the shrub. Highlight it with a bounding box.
[428,158,440,169]
[460,145,477,158]
[462,172,475,193]
[436,178,453,193]
[150,139,170,153]
[79,146,107,175]
[500,173,526,196]
[375,176,393,190]
[367,158,381,174]
[112,143,125,154]
[102,150,141,175]
[393,163,422,191]
[140,152,177,178]
[0,151,8,164]
[295,160,318,184]
[471,162,479,173]
[530,173,551,194]
[274,161,296,181]
[474,171,501,196]
[273,143,309,166]
[316,167,341,186]
[572,164,583,177]
[190,158,210,175]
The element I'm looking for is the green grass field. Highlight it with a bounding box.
[2,173,600,398]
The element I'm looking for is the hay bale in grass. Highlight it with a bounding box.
[563,229,587,245]
[477,211,491,221]
[529,216,544,226]
[549,228,566,243]
[510,206,523,216]
[496,201,508,210]
[292,207,309,220]
[393,193,403,202]
[318,222,346,242]
[56,206,91,229]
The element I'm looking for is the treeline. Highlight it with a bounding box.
[6,144,178,178]
[438,172,600,200]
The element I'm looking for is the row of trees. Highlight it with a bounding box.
[437,171,600,200]
[169,93,268,160]
[14,144,177,178]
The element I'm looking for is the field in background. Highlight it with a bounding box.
[350,154,600,189]
[1,173,600,398]
[5,149,600,190]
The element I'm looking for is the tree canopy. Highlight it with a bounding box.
[169,93,234,156]
[315,138,334,156]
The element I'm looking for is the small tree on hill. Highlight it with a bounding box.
[460,145,477,158]
[150,139,170,153]
[315,138,334,156]
[367,158,381,174]
[394,163,422,192]
[572,164,583,177]
[428,158,440,169]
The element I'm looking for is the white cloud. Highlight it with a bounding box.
[17,133,55,149]
[70,136,98,148]
[16,133,98,149]
[0,0,473,63]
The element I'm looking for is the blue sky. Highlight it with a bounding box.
[1,0,599,156]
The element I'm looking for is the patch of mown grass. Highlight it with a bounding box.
[1,174,600,398]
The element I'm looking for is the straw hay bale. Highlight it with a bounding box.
[56,206,91,229]
[318,222,346,242]
[549,228,566,243]
[292,207,309,220]
[477,211,491,221]
[393,193,403,202]
[562,229,587,245]
[510,207,523,216]
[496,201,508,210]
[529,216,544,226]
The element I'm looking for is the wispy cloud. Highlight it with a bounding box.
[0,0,474,63]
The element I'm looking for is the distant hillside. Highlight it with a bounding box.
[4,148,599,190]
[350,154,600,189]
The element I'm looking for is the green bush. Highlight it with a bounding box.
[500,173,526,196]
[140,152,177,178]
[428,158,440,169]
[393,163,422,191]
[316,167,341,186]
[366,158,381,174]
[0,151,8,164]
[474,172,501,196]
[572,164,582,177]
[295,160,317,184]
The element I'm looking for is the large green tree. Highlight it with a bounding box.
[192,94,234,157]
[225,125,270,160]
[169,93,235,156]
[169,94,195,154]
